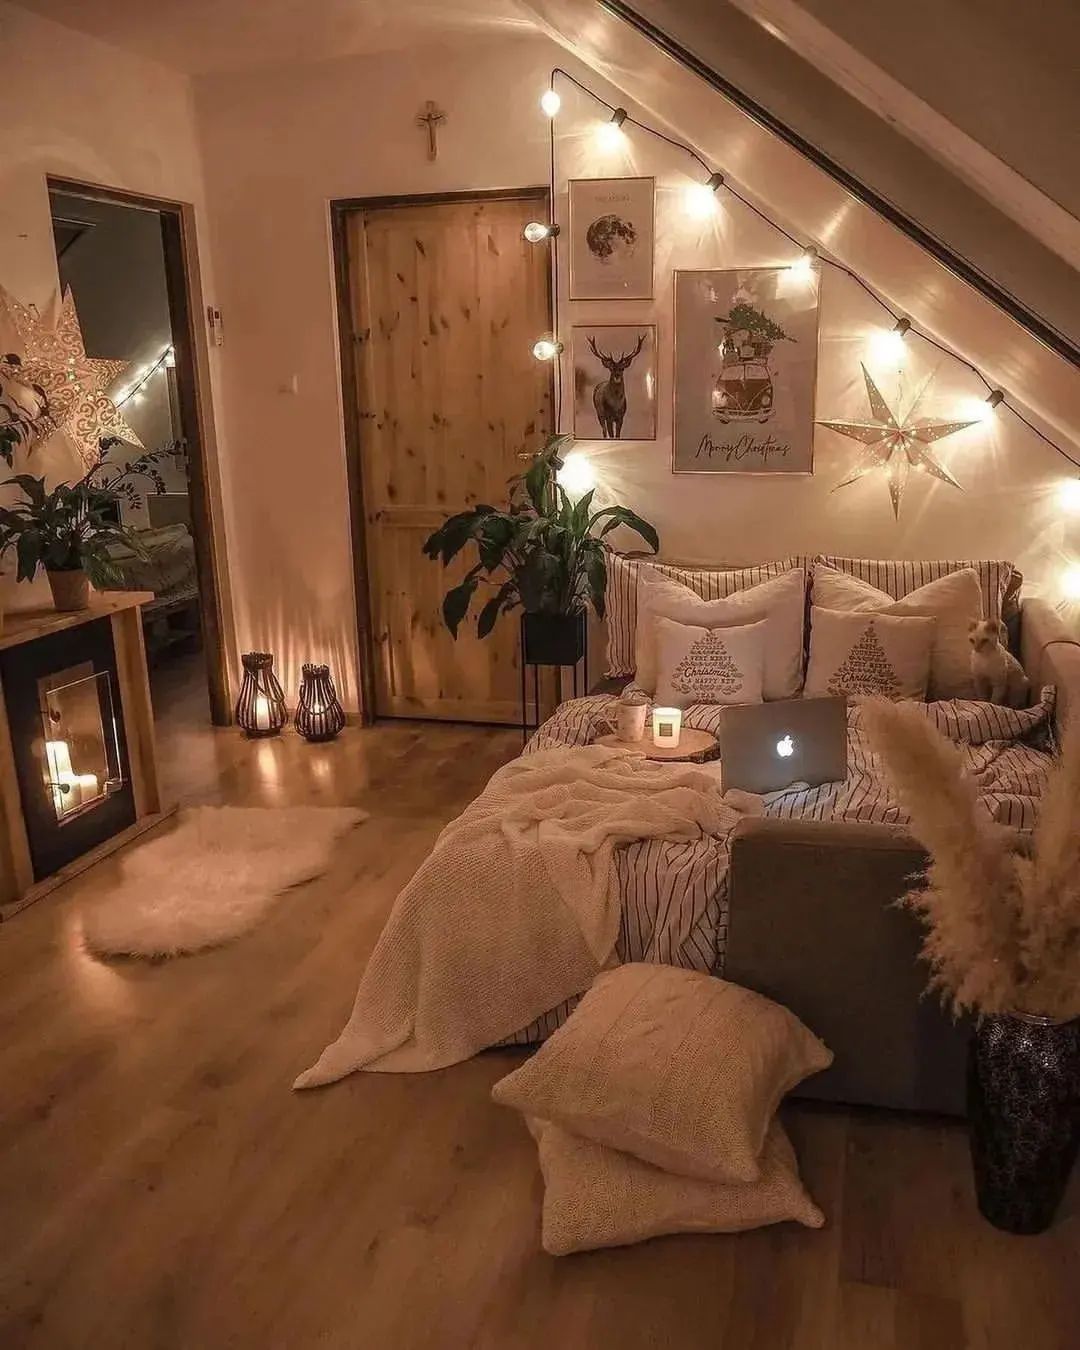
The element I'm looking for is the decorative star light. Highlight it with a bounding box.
[0,284,142,469]
[817,364,977,517]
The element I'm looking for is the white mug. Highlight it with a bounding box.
[616,700,648,743]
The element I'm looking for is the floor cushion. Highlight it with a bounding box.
[492,964,832,1185]
[527,1116,824,1255]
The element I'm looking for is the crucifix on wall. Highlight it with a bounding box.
[416,101,446,162]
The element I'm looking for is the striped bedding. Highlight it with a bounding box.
[501,689,1054,1045]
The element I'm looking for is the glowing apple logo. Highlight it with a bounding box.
[776,734,795,759]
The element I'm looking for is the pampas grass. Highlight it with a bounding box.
[861,700,1080,1021]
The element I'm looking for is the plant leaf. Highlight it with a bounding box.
[441,570,481,638]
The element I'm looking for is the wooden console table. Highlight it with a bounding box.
[0,592,168,919]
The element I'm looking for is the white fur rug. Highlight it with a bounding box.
[81,805,367,959]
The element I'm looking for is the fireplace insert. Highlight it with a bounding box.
[0,616,135,881]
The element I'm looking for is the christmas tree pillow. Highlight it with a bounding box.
[634,566,805,699]
[804,606,936,701]
[653,616,767,708]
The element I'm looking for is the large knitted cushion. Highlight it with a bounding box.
[492,964,832,1184]
[815,555,1018,627]
[527,1117,824,1255]
[605,554,808,678]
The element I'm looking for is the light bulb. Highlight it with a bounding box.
[868,319,910,367]
[788,247,818,283]
[683,183,717,220]
[523,221,558,243]
[540,88,561,117]
[595,120,626,152]
[164,347,176,368]
[532,337,563,362]
[557,453,596,498]
[1058,479,1080,513]
[1061,564,1080,601]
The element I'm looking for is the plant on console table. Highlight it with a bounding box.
[863,700,1080,1236]
[0,437,171,613]
[422,434,659,665]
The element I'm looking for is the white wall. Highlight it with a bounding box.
[193,31,575,710]
[0,2,229,612]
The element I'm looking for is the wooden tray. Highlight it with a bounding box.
[593,730,718,762]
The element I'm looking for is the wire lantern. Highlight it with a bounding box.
[294,663,346,743]
[235,651,288,737]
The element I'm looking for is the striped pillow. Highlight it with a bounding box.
[605,554,808,678]
[815,556,1019,627]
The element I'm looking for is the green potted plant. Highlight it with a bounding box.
[0,437,172,613]
[422,434,659,664]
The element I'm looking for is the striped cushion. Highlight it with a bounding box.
[605,554,808,677]
[815,556,1019,626]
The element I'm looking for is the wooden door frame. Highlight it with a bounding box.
[46,176,233,726]
[330,186,552,726]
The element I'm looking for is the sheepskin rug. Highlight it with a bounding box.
[81,805,367,959]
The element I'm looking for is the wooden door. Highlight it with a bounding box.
[345,194,552,723]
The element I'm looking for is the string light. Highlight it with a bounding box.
[684,183,719,220]
[523,221,559,243]
[1061,564,1080,601]
[1057,479,1080,513]
[557,453,596,497]
[114,344,174,408]
[787,246,818,283]
[537,66,1080,493]
[532,337,563,362]
[868,318,911,366]
[540,88,561,117]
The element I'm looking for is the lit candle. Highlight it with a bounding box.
[59,772,81,812]
[76,773,100,805]
[254,695,273,731]
[46,740,73,780]
[652,707,683,749]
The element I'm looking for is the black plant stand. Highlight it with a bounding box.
[520,611,589,745]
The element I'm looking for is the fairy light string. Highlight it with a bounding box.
[536,66,1080,475]
[114,344,175,409]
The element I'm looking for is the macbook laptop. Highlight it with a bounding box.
[718,696,848,794]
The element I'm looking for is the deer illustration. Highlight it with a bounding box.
[587,333,646,439]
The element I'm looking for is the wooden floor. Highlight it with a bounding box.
[1,654,1076,1349]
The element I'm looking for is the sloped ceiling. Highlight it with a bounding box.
[12,0,534,72]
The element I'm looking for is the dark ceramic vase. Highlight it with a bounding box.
[967,1012,1080,1234]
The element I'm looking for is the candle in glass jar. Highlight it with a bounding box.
[652,706,682,749]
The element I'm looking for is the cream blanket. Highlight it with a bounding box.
[294,745,753,1087]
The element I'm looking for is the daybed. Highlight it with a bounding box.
[523,555,1080,1115]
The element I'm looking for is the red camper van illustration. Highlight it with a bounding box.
[712,301,794,424]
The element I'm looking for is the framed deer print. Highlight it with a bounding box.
[568,177,655,300]
[673,267,820,474]
[572,325,657,441]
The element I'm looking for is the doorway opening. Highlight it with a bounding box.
[46,180,228,730]
[333,188,553,726]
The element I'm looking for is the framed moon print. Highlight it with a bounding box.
[572,324,657,441]
[673,267,820,474]
[568,177,655,300]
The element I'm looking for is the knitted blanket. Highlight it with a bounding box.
[294,745,752,1087]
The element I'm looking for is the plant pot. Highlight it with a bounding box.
[521,611,587,667]
[967,1011,1080,1234]
[47,568,90,613]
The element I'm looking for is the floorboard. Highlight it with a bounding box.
[1,655,1076,1349]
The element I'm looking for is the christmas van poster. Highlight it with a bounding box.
[673,268,820,474]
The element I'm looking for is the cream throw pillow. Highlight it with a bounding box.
[634,567,805,700]
[804,606,936,701]
[812,563,982,699]
[492,965,833,1185]
[527,1117,824,1255]
[653,616,767,709]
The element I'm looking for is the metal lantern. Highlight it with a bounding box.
[295,663,346,743]
[235,651,288,737]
